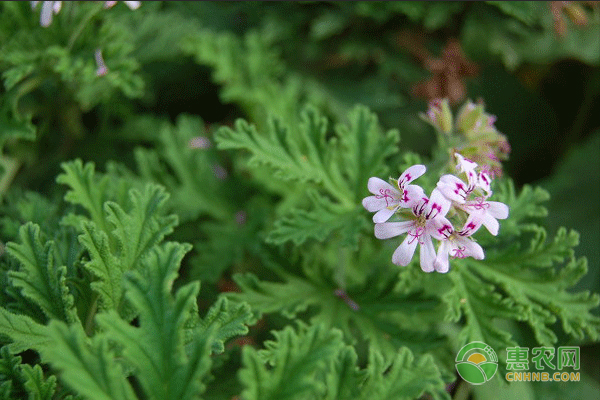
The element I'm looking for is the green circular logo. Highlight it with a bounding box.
[455,341,498,385]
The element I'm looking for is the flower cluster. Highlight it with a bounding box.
[363,153,509,273]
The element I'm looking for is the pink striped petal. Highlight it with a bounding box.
[398,165,426,187]
[437,174,469,203]
[367,177,396,196]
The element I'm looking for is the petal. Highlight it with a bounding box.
[401,184,425,208]
[455,153,478,173]
[419,236,436,272]
[374,221,413,239]
[481,212,500,236]
[398,165,426,187]
[40,1,54,27]
[425,188,452,219]
[434,241,450,273]
[367,177,397,196]
[373,207,396,223]
[478,171,492,195]
[392,235,418,266]
[123,1,141,9]
[459,237,485,260]
[459,212,484,237]
[437,174,468,203]
[362,195,389,212]
[487,201,509,219]
[429,216,453,241]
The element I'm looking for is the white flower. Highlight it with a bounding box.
[94,49,108,76]
[362,165,426,223]
[437,153,509,235]
[31,1,62,27]
[374,189,451,272]
[432,213,485,273]
[457,196,509,236]
[104,1,141,10]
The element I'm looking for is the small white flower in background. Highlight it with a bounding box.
[94,49,108,76]
[31,1,62,28]
[363,152,509,273]
[212,164,228,180]
[104,1,141,10]
[362,165,426,223]
[188,136,212,149]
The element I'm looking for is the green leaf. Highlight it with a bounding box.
[20,364,58,400]
[485,1,544,26]
[134,114,233,222]
[266,190,368,248]
[217,107,350,204]
[78,222,124,312]
[229,266,443,360]
[443,179,600,359]
[103,184,178,277]
[239,323,344,400]
[217,105,400,246]
[0,347,58,400]
[462,3,600,70]
[181,29,305,127]
[357,347,449,400]
[196,296,257,354]
[337,105,399,202]
[42,322,137,400]
[56,160,111,233]
[6,223,78,324]
[96,242,214,400]
[0,308,50,354]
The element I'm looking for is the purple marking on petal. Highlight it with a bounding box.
[437,224,452,238]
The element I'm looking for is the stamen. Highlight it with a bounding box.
[408,226,425,245]
[472,196,490,210]
[376,188,394,207]
[451,246,467,259]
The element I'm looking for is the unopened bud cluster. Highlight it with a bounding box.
[422,99,510,178]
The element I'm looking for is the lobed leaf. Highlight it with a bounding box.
[6,223,78,324]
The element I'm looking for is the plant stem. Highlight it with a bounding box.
[67,3,104,51]
[0,156,21,199]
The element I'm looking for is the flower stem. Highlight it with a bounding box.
[67,3,104,51]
